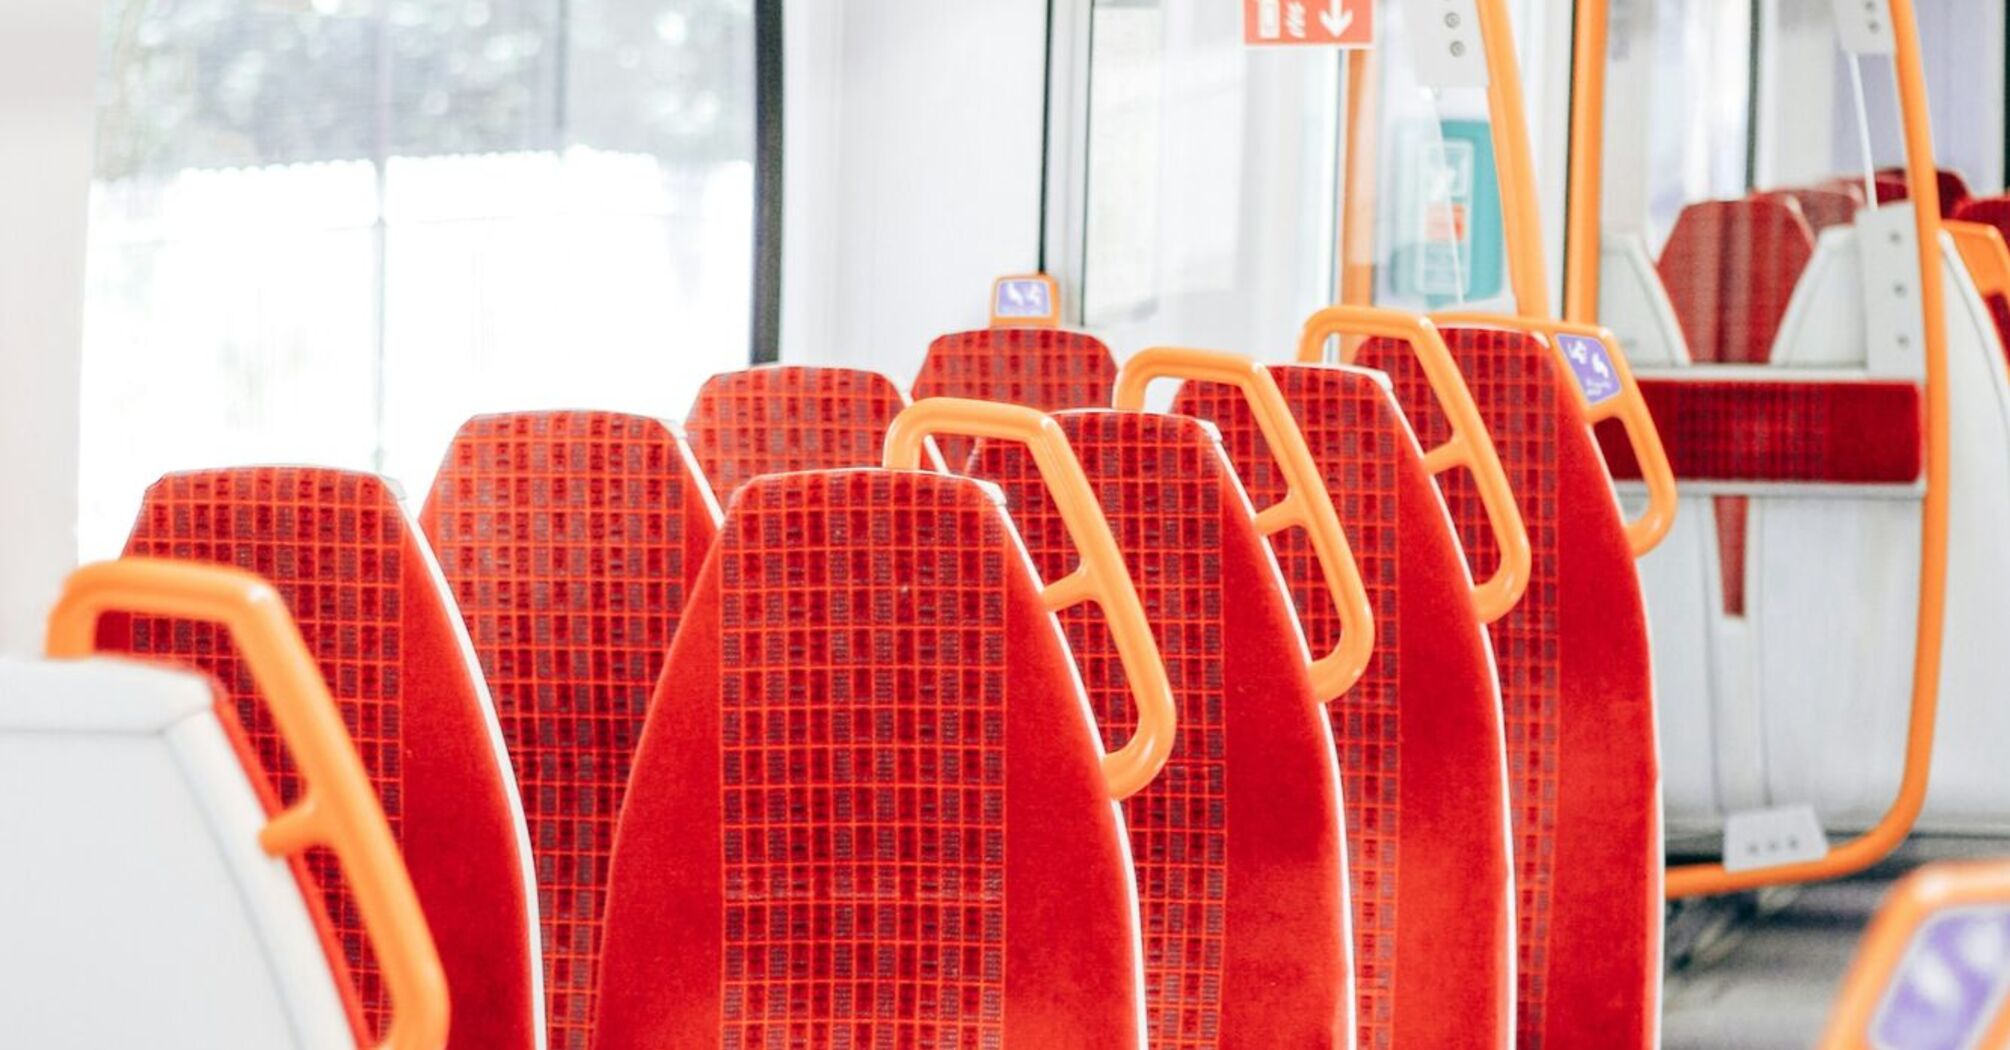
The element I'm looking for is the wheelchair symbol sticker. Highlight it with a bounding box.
[1558,333,1622,407]
[994,279,1052,320]
[1871,907,2010,1050]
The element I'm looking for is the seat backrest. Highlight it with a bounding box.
[911,327,1119,467]
[0,658,359,1049]
[99,467,541,1050]
[1755,187,1861,234]
[972,407,1354,1048]
[1658,197,1817,365]
[595,401,1173,1048]
[419,411,720,1050]
[1174,365,1515,1050]
[685,365,934,501]
[1875,165,1973,217]
[1356,326,1662,1049]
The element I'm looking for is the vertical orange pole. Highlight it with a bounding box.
[1340,49,1380,308]
[1563,0,1608,323]
[1475,0,1553,319]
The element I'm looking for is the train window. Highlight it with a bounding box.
[1076,1,1341,355]
[78,0,756,556]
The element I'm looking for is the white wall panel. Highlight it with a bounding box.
[780,0,1048,383]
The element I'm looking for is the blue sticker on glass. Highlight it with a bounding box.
[1557,333,1622,407]
[1872,908,2010,1050]
[994,278,1052,319]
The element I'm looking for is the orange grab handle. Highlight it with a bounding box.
[1657,0,1950,898]
[1818,862,2010,1048]
[1298,304,1532,624]
[1432,311,1678,557]
[1112,346,1377,702]
[45,559,450,1050]
[884,398,1177,802]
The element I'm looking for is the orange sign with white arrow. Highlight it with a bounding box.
[1244,0,1374,47]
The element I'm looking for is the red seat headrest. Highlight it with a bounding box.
[419,411,721,1050]
[102,467,541,1050]
[911,328,1118,467]
[686,365,924,501]
[594,469,1146,1047]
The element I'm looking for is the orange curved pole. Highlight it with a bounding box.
[1113,346,1378,701]
[46,558,450,1050]
[1298,304,1532,622]
[884,398,1177,802]
[1664,0,1950,898]
[1819,861,2010,1048]
[1433,310,1678,556]
[1476,0,1552,318]
[1563,0,1609,323]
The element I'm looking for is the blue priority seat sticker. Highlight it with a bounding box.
[1558,332,1623,408]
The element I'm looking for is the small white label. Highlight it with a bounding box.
[1723,804,1830,873]
[1855,202,1926,376]
[1831,0,1896,56]
[1403,0,1488,89]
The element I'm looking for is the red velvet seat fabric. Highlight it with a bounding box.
[1755,187,1860,234]
[1174,368,1513,1050]
[593,469,1145,1048]
[99,467,541,1050]
[419,411,721,1050]
[911,328,1119,467]
[1357,329,1662,1050]
[1658,197,1818,616]
[686,365,924,502]
[971,409,1352,1049]
[1874,166,1972,217]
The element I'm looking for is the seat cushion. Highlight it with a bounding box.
[687,365,921,501]
[1357,328,1662,1050]
[594,469,1145,1048]
[1175,367,1514,1050]
[420,411,721,1050]
[911,328,1119,467]
[973,410,1352,1049]
[100,467,542,1050]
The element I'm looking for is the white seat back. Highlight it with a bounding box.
[0,657,355,1050]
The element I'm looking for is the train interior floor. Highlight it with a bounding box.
[1662,836,2010,1048]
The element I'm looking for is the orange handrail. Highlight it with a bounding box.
[1113,346,1378,701]
[1297,304,1532,622]
[46,558,450,1050]
[1818,861,2010,1048]
[1563,0,1609,323]
[884,398,1177,802]
[1433,311,1677,556]
[1661,0,1951,898]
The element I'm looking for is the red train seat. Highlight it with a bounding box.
[971,349,1370,1047]
[419,411,721,1050]
[686,365,940,502]
[98,468,541,1050]
[1658,197,1819,616]
[1755,186,1861,234]
[1175,346,1520,1049]
[594,400,1175,1048]
[911,327,1119,467]
[1874,166,1972,217]
[1355,324,1663,1049]
[9,559,448,1050]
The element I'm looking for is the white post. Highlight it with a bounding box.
[0,0,99,653]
